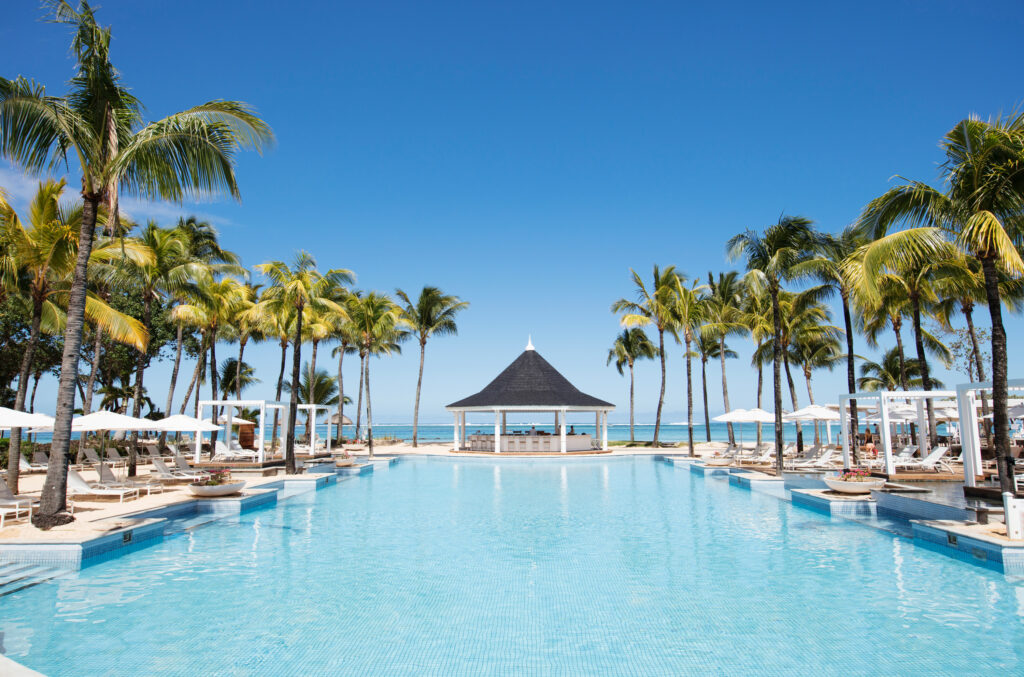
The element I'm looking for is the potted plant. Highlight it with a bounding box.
[823,468,886,494]
[187,469,247,497]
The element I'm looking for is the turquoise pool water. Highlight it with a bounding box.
[2,457,1022,675]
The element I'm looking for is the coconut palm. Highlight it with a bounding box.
[856,113,1024,491]
[219,358,259,399]
[0,1,273,522]
[330,317,359,444]
[743,288,773,449]
[858,348,940,391]
[283,364,346,443]
[727,215,817,475]
[347,291,404,457]
[256,253,352,473]
[792,325,844,445]
[697,334,736,443]
[670,276,705,455]
[611,266,679,445]
[0,179,147,490]
[395,286,468,447]
[606,328,659,444]
[702,271,748,447]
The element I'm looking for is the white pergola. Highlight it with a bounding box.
[196,399,288,463]
[839,389,956,475]
[295,403,332,455]
[447,405,612,453]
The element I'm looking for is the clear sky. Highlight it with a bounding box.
[3,0,1024,424]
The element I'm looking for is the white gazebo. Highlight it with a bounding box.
[446,341,615,453]
[196,399,288,463]
[295,403,333,455]
[838,389,956,475]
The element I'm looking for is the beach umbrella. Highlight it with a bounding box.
[738,408,777,423]
[329,413,353,426]
[153,414,220,432]
[0,407,55,430]
[71,410,155,432]
[215,415,254,425]
[784,405,839,422]
[712,409,749,423]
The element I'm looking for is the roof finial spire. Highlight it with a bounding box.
[526,335,534,351]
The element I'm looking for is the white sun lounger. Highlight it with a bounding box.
[97,463,164,495]
[0,502,30,528]
[895,446,951,472]
[150,458,209,481]
[210,442,257,462]
[67,469,139,503]
[18,456,46,473]
[0,482,37,518]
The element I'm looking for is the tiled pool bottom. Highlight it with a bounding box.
[3,457,1023,675]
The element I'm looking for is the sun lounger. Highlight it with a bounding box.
[67,469,139,503]
[151,457,209,481]
[0,482,38,517]
[18,456,46,473]
[895,446,951,472]
[210,442,257,462]
[83,447,125,468]
[0,503,30,528]
[97,463,164,495]
[31,451,49,467]
[106,447,131,466]
[789,447,839,469]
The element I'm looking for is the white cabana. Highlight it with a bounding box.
[196,399,288,463]
[838,389,956,475]
[295,403,332,455]
[0,408,55,430]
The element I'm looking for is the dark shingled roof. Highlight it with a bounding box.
[448,350,614,408]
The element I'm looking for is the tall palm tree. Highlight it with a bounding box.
[256,253,351,473]
[283,364,344,443]
[330,318,359,444]
[219,358,259,399]
[727,215,817,475]
[611,265,679,445]
[347,292,403,457]
[395,286,468,447]
[743,288,773,449]
[856,113,1024,492]
[702,271,747,446]
[0,1,272,522]
[671,276,705,455]
[796,225,869,462]
[793,324,844,444]
[776,289,835,451]
[606,328,658,444]
[697,334,735,442]
[0,179,147,490]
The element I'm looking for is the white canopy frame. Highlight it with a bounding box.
[196,399,288,463]
[838,389,956,475]
[956,379,1024,489]
[445,405,614,453]
[295,403,332,455]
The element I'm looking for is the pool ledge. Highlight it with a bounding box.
[791,489,876,517]
[911,520,1024,575]
[0,517,167,569]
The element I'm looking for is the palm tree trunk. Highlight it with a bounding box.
[842,293,859,464]
[192,346,206,418]
[237,336,248,400]
[179,338,204,415]
[412,339,426,447]
[355,353,365,440]
[285,310,303,474]
[365,353,374,458]
[209,329,220,452]
[755,363,763,449]
[720,337,734,446]
[628,361,636,443]
[910,296,937,447]
[892,320,909,388]
[771,287,785,477]
[310,339,318,381]
[653,328,666,445]
[980,256,1013,493]
[7,300,42,495]
[28,370,41,446]
[784,352,803,452]
[336,346,345,444]
[271,340,287,450]
[128,296,152,477]
[159,323,184,448]
[701,358,711,442]
[685,337,694,456]
[38,193,100,523]
[964,302,993,451]
[804,367,819,445]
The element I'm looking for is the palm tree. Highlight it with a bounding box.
[697,334,736,442]
[671,276,705,455]
[256,253,351,473]
[395,286,468,447]
[793,325,844,444]
[702,271,747,446]
[0,179,147,490]
[347,292,403,457]
[743,288,773,449]
[283,364,344,443]
[796,225,869,462]
[0,1,273,523]
[219,358,259,399]
[606,328,658,443]
[331,317,359,444]
[856,113,1024,492]
[727,215,817,475]
[611,266,679,445]
[858,348,935,391]
[777,289,835,451]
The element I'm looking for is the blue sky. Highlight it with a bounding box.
[3,0,1024,424]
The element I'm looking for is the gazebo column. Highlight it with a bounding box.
[258,404,266,463]
[460,411,467,450]
[494,410,502,453]
[915,398,929,454]
[195,402,205,463]
[501,412,507,434]
[840,397,851,468]
[560,409,567,453]
[453,412,460,450]
[880,392,895,476]
[602,411,609,450]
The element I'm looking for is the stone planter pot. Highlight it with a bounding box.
[704,458,733,467]
[187,481,246,497]
[823,477,886,494]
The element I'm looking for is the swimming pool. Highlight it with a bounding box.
[2,457,1022,674]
